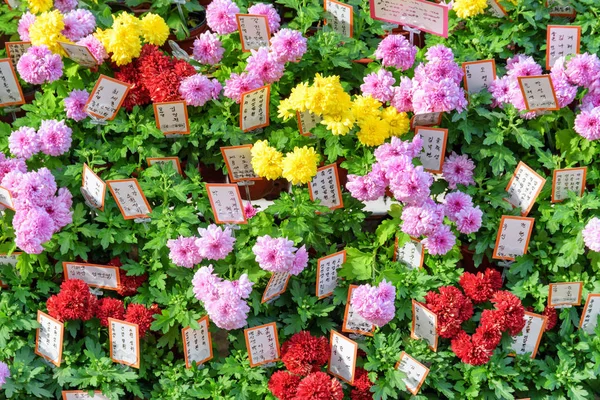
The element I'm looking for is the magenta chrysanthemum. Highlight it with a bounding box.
[422,224,456,255]
[248,3,281,32]
[351,280,396,327]
[412,77,467,114]
[246,47,285,85]
[426,44,455,62]
[195,224,236,260]
[17,45,63,85]
[192,31,225,65]
[442,152,476,189]
[361,69,396,103]
[583,217,600,252]
[565,53,600,88]
[375,34,417,71]
[38,119,72,156]
[270,28,307,63]
[167,236,203,268]
[574,106,600,141]
[223,72,263,103]
[64,89,90,121]
[206,0,240,35]
[455,207,483,234]
[9,126,39,160]
[444,191,473,221]
[179,74,221,107]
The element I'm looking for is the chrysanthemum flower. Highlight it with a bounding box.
[281,331,329,376]
[125,303,158,337]
[251,140,284,180]
[452,0,488,18]
[294,372,344,400]
[96,298,125,327]
[46,279,98,322]
[195,224,236,260]
[139,13,170,46]
[583,217,600,251]
[281,146,319,185]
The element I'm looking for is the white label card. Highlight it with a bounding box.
[510,312,547,359]
[4,0,20,9]
[552,167,586,202]
[328,331,357,384]
[505,162,546,216]
[411,112,442,128]
[36,311,64,367]
[395,238,424,270]
[396,352,430,395]
[82,164,106,211]
[486,0,507,17]
[107,179,152,220]
[546,26,580,70]
[58,42,98,67]
[182,317,212,368]
[154,101,190,135]
[221,146,260,182]
[548,0,575,16]
[262,271,290,303]
[463,60,497,94]
[84,75,130,120]
[0,186,14,210]
[369,0,449,38]
[109,318,140,368]
[411,301,438,351]
[343,285,375,336]
[325,0,353,38]
[297,110,323,136]
[549,282,582,307]
[206,184,247,224]
[417,127,447,173]
[0,253,19,267]
[580,294,600,334]
[244,323,280,367]
[63,262,120,290]
[5,42,32,67]
[518,75,559,111]
[493,216,535,260]
[308,164,343,210]
[62,391,111,400]
[316,250,345,298]
[240,86,270,132]
[0,59,25,107]
[236,14,271,51]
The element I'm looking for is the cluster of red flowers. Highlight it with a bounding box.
[425,269,527,365]
[351,368,374,400]
[526,306,558,331]
[114,45,196,110]
[269,371,343,400]
[281,331,329,375]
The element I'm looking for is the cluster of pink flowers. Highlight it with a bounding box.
[346,135,480,256]
[16,46,63,85]
[179,74,222,107]
[167,224,236,268]
[252,235,308,275]
[0,161,72,254]
[9,120,72,159]
[351,280,396,327]
[64,89,90,121]
[583,217,600,252]
[192,265,253,330]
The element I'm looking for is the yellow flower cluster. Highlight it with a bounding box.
[251,141,320,185]
[27,0,52,14]
[28,10,70,55]
[453,0,488,18]
[96,12,169,66]
[278,74,410,147]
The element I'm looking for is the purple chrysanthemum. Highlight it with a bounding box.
[223,72,263,103]
[444,191,473,221]
[9,126,39,160]
[455,206,483,234]
[167,236,203,268]
[206,0,240,35]
[248,3,281,32]
[375,34,417,71]
[195,224,236,260]
[245,47,285,84]
[422,224,456,255]
[38,119,72,156]
[442,152,475,189]
[54,0,78,12]
[192,31,225,65]
[16,45,63,85]
[64,89,90,121]
[270,28,307,63]
[583,217,600,252]
[361,69,396,103]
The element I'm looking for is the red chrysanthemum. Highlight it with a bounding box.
[124,303,157,337]
[115,63,151,111]
[268,371,301,400]
[526,306,558,331]
[351,367,374,400]
[173,58,196,79]
[473,310,503,350]
[451,331,491,365]
[491,291,526,336]
[95,298,125,327]
[294,372,344,400]
[107,257,122,267]
[46,279,97,322]
[459,268,503,303]
[425,286,473,339]
[281,331,329,376]
[117,270,147,297]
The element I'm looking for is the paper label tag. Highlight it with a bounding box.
[486,0,507,17]
[551,167,586,202]
[84,75,131,120]
[394,237,424,270]
[107,179,152,220]
[462,60,497,94]
[369,0,449,38]
[182,316,213,368]
[411,300,438,351]
[579,294,600,334]
[35,311,64,367]
[0,253,20,288]
[147,157,182,175]
[221,145,260,182]
[0,59,25,107]
[517,75,560,111]
[493,216,535,260]
[82,164,106,211]
[548,282,583,307]
[505,161,546,216]
[3,0,20,9]
[62,391,110,400]
[297,110,323,136]
[343,285,375,336]
[0,186,15,210]
[547,0,576,17]
[58,42,98,68]
[395,352,430,395]
[546,26,581,70]
[205,183,247,225]
[109,318,140,368]
[510,311,547,359]
[261,271,291,303]
[153,101,190,135]
[240,85,270,132]
[316,250,346,298]
[410,112,442,129]
[328,330,358,384]
[236,14,271,51]
[62,262,120,290]
[5,41,32,67]
[416,127,448,174]
[325,0,354,38]
[308,164,344,210]
[244,322,280,367]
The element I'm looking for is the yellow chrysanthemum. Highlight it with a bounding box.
[356,116,390,147]
[27,0,52,14]
[351,95,382,124]
[287,82,311,113]
[305,86,329,116]
[251,140,284,180]
[321,109,355,136]
[28,10,70,55]
[98,13,142,66]
[453,0,488,18]
[382,107,410,137]
[139,13,170,46]
[281,146,319,185]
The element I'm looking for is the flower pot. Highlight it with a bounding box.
[198,162,227,183]
[165,11,208,55]
[459,245,497,274]
[246,178,289,201]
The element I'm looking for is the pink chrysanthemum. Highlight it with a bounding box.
[565,53,600,88]
[167,236,203,268]
[77,35,108,65]
[361,69,396,103]
[62,9,96,42]
[38,119,72,156]
[401,200,445,237]
[375,34,417,71]
[64,89,90,121]
[9,126,39,160]
[252,235,296,273]
[444,191,473,221]
[270,28,307,63]
[206,0,240,35]
[179,74,221,107]
[246,47,285,84]
[195,224,236,260]
[248,3,281,32]
[426,44,455,62]
[389,166,433,205]
[583,217,600,252]
[390,77,414,113]
[192,31,225,65]
[574,106,600,141]
[351,280,396,327]
[442,152,475,189]
[455,206,483,234]
[54,0,78,13]
[18,12,36,41]
[223,72,263,103]
[422,224,456,255]
[412,77,467,114]
[17,45,63,85]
